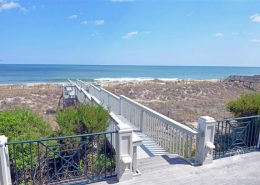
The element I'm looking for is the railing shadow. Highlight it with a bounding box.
[161,155,190,165]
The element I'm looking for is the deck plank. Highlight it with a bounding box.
[93,152,260,185]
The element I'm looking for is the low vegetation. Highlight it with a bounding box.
[0,108,53,170]
[1,104,112,184]
[227,93,260,117]
[56,104,110,136]
[0,108,53,142]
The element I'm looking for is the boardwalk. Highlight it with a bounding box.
[116,114,169,159]
[94,152,260,185]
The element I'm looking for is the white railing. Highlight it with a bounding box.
[120,95,197,159]
[101,88,121,115]
[73,83,92,104]
[89,84,101,100]
[76,79,90,91]
[89,84,121,115]
[85,82,198,159]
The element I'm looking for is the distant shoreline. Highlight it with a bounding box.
[0,78,221,86]
[1,64,260,68]
[1,65,259,84]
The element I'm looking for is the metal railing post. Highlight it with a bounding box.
[0,136,12,185]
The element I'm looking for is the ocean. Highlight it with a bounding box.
[0,64,260,84]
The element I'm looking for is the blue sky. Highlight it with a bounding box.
[0,0,260,66]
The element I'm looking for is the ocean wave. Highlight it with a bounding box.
[93,77,221,82]
[94,77,179,82]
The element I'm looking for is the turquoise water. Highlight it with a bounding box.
[0,64,260,84]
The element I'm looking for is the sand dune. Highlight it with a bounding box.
[0,80,258,129]
[103,79,258,128]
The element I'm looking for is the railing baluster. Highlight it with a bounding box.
[216,121,220,158]
[37,142,42,185]
[91,136,94,179]
[174,129,177,153]
[110,132,113,177]
[21,143,26,185]
[13,144,19,184]
[84,136,88,177]
[255,118,260,149]
[189,135,192,159]
[220,121,224,157]
[185,134,189,158]
[223,121,227,156]
[46,146,50,184]
[97,135,100,177]
[104,133,107,178]
[250,118,254,149]
[29,143,34,185]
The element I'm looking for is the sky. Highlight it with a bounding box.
[0,0,260,66]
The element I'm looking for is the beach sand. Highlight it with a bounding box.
[0,83,62,130]
[0,80,258,129]
[102,79,258,128]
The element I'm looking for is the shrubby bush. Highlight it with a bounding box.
[0,104,111,184]
[0,108,53,169]
[56,104,110,135]
[0,108,52,142]
[227,93,260,117]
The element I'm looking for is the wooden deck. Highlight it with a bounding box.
[93,152,260,185]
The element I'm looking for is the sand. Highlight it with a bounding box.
[102,79,258,128]
[0,83,62,130]
[0,79,258,129]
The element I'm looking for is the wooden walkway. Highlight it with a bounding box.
[115,114,169,159]
[93,151,260,185]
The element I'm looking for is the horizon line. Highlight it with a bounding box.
[1,64,260,68]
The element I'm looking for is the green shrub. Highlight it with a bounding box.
[56,104,110,135]
[227,93,260,117]
[0,108,52,142]
[94,154,116,174]
[0,108,53,169]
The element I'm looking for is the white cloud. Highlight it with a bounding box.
[0,1,26,12]
[68,14,78,19]
[250,14,260,23]
[111,0,135,2]
[81,19,104,25]
[215,32,224,37]
[250,39,260,44]
[122,31,138,39]
[94,20,104,25]
[0,1,20,10]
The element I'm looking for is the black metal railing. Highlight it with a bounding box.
[214,115,260,159]
[6,131,117,185]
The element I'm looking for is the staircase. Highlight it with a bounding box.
[135,132,169,157]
